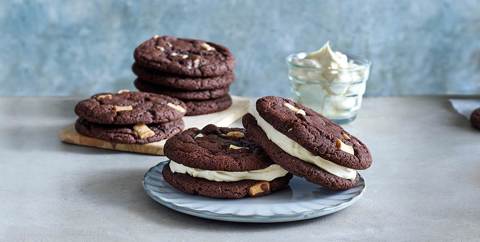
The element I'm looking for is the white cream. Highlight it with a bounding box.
[289,42,369,119]
[249,105,357,180]
[169,160,288,182]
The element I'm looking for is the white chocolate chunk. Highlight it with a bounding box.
[283,103,306,116]
[195,133,204,138]
[228,144,245,150]
[193,57,201,68]
[117,89,130,94]
[96,94,112,100]
[248,181,270,197]
[336,139,354,155]
[155,46,165,51]
[200,42,216,51]
[167,103,186,113]
[133,123,155,139]
[181,54,189,59]
[225,131,245,138]
[114,105,133,112]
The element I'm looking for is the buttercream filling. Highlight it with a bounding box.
[249,105,357,180]
[169,160,288,182]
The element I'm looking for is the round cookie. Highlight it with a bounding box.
[184,95,232,116]
[132,63,234,90]
[471,108,480,130]
[162,166,292,199]
[164,125,273,171]
[75,118,184,144]
[255,96,372,170]
[75,91,186,125]
[133,36,235,77]
[163,124,292,198]
[134,78,229,100]
[243,114,359,190]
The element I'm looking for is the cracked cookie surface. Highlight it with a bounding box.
[254,96,372,169]
[164,124,273,171]
[74,91,186,125]
[133,36,235,77]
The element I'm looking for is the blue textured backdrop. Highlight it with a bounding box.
[1,0,480,96]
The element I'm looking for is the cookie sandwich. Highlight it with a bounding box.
[133,35,235,116]
[243,96,372,190]
[163,125,292,199]
[74,91,186,144]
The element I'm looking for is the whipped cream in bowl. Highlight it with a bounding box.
[287,42,371,124]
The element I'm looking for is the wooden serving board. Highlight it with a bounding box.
[59,96,250,155]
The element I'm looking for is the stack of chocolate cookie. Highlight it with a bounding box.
[133,35,235,116]
[74,91,187,145]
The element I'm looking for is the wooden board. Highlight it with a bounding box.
[59,96,250,155]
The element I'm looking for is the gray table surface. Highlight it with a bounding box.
[1,96,479,241]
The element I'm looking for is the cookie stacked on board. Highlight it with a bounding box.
[74,91,187,145]
[133,35,235,116]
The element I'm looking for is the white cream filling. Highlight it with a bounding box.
[249,105,357,180]
[169,160,288,182]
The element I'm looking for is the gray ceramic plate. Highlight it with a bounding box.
[143,161,365,223]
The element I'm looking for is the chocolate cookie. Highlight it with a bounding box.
[163,124,292,198]
[134,78,229,100]
[243,114,359,190]
[75,118,184,144]
[134,36,235,77]
[165,125,274,171]
[162,165,292,199]
[132,63,234,90]
[75,91,186,125]
[184,95,232,116]
[471,108,480,130]
[255,96,372,170]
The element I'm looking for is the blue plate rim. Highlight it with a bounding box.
[143,161,366,223]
